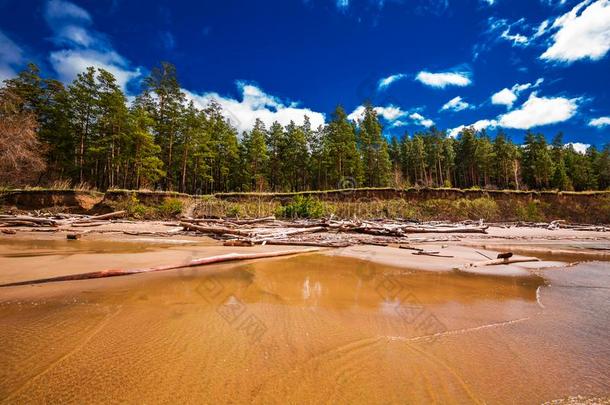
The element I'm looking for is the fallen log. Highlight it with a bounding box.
[0,248,320,287]
[180,222,253,237]
[0,221,43,227]
[401,226,488,234]
[84,210,126,221]
[455,257,540,271]
[0,215,57,226]
[261,240,351,248]
[412,251,454,258]
[255,226,325,239]
[70,222,108,227]
[233,216,276,225]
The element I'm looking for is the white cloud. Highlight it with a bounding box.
[377,73,407,90]
[0,30,24,82]
[347,105,434,128]
[415,70,472,88]
[498,92,578,129]
[589,116,610,127]
[184,82,325,135]
[449,119,497,138]
[43,0,142,92]
[566,142,591,153]
[481,0,496,5]
[440,96,470,112]
[491,78,544,108]
[501,29,529,45]
[50,49,141,90]
[45,0,91,22]
[491,88,518,107]
[409,112,435,127]
[541,0,610,63]
[347,105,407,122]
[533,19,550,38]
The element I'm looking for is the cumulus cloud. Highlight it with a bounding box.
[498,92,579,129]
[491,78,544,108]
[449,119,497,138]
[377,73,407,90]
[541,0,610,63]
[415,70,472,88]
[43,0,142,91]
[440,96,470,112]
[491,88,518,107]
[566,142,591,153]
[589,116,610,127]
[184,82,325,135]
[50,49,142,90]
[0,30,24,82]
[409,112,435,127]
[347,105,434,128]
[348,105,407,122]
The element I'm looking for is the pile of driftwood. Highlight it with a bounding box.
[0,211,128,234]
[178,216,490,247]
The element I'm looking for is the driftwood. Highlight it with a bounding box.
[0,248,320,287]
[455,257,540,271]
[84,211,126,221]
[412,251,454,258]
[70,222,109,227]
[263,239,351,248]
[0,215,57,226]
[402,226,488,234]
[180,222,253,237]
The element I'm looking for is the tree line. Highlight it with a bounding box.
[1,62,609,192]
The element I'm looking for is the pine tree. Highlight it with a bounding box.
[266,121,285,191]
[242,119,269,191]
[142,62,185,190]
[550,133,571,190]
[95,68,130,188]
[128,106,164,188]
[455,127,478,187]
[324,106,363,188]
[68,66,100,184]
[356,103,392,187]
[284,120,309,191]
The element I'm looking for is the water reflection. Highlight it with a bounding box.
[192,254,547,311]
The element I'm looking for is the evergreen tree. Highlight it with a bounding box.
[550,133,571,190]
[68,66,100,183]
[324,106,362,188]
[242,119,269,191]
[129,106,164,188]
[356,103,392,187]
[142,62,185,190]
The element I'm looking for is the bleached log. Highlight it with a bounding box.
[180,221,253,237]
[0,215,57,226]
[80,210,126,221]
[0,248,320,287]
[455,257,540,271]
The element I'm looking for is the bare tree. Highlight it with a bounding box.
[0,89,46,186]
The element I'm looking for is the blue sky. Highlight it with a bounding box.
[1,0,609,148]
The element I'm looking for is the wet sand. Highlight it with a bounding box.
[0,230,609,404]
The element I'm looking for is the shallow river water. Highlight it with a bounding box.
[0,239,608,404]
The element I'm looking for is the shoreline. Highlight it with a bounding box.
[1,220,608,286]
